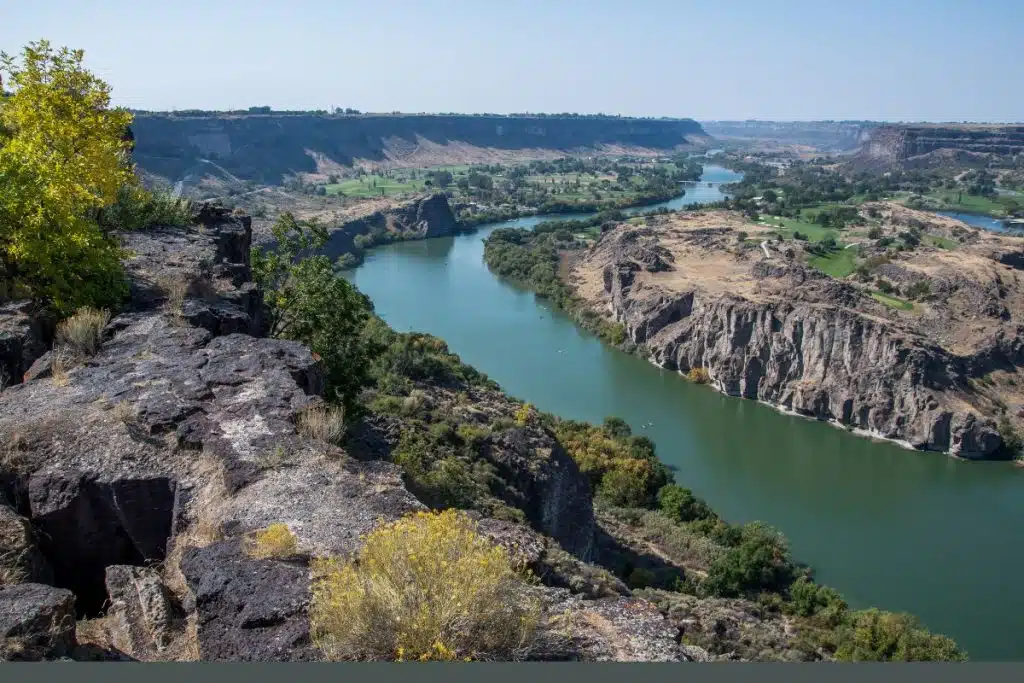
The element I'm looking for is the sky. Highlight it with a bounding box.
[2,0,1020,122]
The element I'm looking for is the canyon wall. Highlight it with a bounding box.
[856,125,1024,167]
[131,113,709,185]
[592,232,1002,458]
[699,120,878,151]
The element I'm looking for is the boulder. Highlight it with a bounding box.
[180,539,316,661]
[104,565,180,660]
[0,583,76,660]
[0,504,52,586]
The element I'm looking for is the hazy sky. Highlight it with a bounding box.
[2,0,1020,122]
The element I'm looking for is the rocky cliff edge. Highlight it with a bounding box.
[0,206,720,662]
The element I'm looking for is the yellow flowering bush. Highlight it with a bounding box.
[310,509,539,661]
[687,367,711,384]
[247,523,298,560]
[514,402,533,426]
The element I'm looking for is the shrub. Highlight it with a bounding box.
[95,185,194,232]
[309,510,539,661]
[701,523,796,598]
[297,403,346,445]
[514,402,532,426]
[369,394,404,415]
[786,576,847,624]
[867,227,883,239]
[627,567,657,589]
[875,278,895,294]
[55,307,110,357]
[247,523,298,560]
[455,423,490,448]
[687,367,711,384]
[996,417,1023,460]
[657,484,716,523]
[602,416,632,439]
[419,457,480,509]
[905,280,931,300]
[832,609,966,661]
[597,464,653,507]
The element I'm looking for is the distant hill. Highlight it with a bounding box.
[130,113,710,188]
[699,120,880,151]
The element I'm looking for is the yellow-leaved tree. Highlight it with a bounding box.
[0,40,135,313]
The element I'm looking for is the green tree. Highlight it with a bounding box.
[657,484,715,523]
[0,40,135,313]
[701,523,795,598]
[252,212,376,413]
[430,170,453,188]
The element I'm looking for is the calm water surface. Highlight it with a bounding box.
[346,167,1023,660]
[937,210,1010,233]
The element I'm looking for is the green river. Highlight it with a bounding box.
[344,166,1023,660]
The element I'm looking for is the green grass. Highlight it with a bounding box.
[760,215,839,242]
[925,234,958,250]
[899,190,1013,217]
[326,175,426,197]
[930,191,1007,215]
[871,291,914,311]
[809,245,859,278]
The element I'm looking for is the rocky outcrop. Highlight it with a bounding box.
[855,125,1024,168]
[591,227,1001,458]
[319,192,458,260]
[0,301,52,390]
[482,428,596,560]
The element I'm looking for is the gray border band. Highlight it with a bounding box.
[4,662,1017,681]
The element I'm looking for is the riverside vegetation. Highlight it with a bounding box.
[0,40,965,662]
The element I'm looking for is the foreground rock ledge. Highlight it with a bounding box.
[0,207,717,661]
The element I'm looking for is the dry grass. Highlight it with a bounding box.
[156,275,189,316]
[111,400,136,424]
[0,547,29,586]
[257,445,289,470]
[160,450,227,661]
[297,404,346,445]
[56,307,110,357]
[310,509,539,662]
[246,523,298,560]
[50,347,72,387]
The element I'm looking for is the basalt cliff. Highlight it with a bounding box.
[131,113,710,188]
[854,124,1024,169]
[568,208,1024,459]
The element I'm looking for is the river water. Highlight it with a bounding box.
[344,166,1024,660]
[937,211,1011,233]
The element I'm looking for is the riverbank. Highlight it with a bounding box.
[344,170,1024,664]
